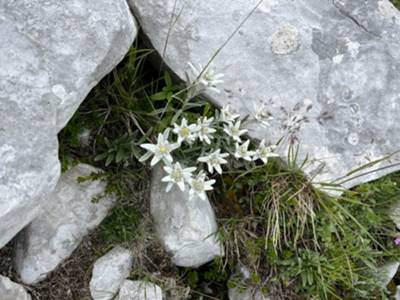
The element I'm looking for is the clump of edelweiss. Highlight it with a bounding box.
[139,63,279,201]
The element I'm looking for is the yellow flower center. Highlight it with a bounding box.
[171,170,183,181]
[231,127,239,135]
[179,127,190,137]
[192,180,204,192]
[211,157,220,165]
[204,72,213,81]
[159,145,168,154]
[261,148,269,157]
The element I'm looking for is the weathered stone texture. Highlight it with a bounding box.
[0,0,136,248]
[130,0,400,191]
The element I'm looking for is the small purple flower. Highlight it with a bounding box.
[395,237,400,246]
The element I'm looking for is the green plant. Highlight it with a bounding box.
[57,32,400,300]
[214,157,400,299]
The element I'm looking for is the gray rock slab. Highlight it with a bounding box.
[118,280,163,300]
[378,261,399,287]
[90,246,134,300]
[150,165,223,268]
[130,0,400,191]
[0,0,136,248]
[0,275,31,300]
[390,201,400,229]
[14,164,116,285]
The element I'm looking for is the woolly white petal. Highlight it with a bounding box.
[150,156,161,166]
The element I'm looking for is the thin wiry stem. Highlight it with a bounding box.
[197,0,265,81]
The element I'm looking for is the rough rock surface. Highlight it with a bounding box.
[130,0,400,191]
[118,280,163,300]
[378,261,399,286]
[90,246,134,300]
[0,275,31,300]
[0,0,136,249]
[14,164,116,284]
[390,201,400,229]
[150,165,223,267]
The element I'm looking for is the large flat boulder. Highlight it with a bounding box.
[14,164,116,285]
[130,0,400,190]
[150,165,223,267]
[0,0,136,248]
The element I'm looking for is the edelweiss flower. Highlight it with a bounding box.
[224,120,248,143]
[196,117,216,145]
[162,162,196,192]
[234,140,255,161]
[198,149,229,174]
[188,62,224,93]
[189,172,216,201]
[172,118,199,144]
[139,129,179,166]
[219,105,240,123]
[254,140,279,164]
[253,102,273,127]
[77,128,92,147]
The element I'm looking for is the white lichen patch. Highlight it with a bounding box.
[333,54,344,64]
[345,38,360,58]
[52,84,68,106]
[270,24,301,55]
[347,132,359,145]
[258,0,278,14]
[378,0,399,21]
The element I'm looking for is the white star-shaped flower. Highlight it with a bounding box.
[172,118,199,144]
[196,117,216,145]
[254,140,279,164]
[188,62,224,93]
[161,162,196,192]
[219,105,240,123]
[253,102,273,127]
[224,120,248,143]
[139,129,180,166]
[198,149,229,174]
[189,172,216,201]
[234,140,256,161]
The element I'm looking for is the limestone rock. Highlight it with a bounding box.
[378,261,399,287]
[0,0,136,248]
[390,201,400,230]
[150,165,223,267]
[118,280,163,300]
[90,246,134,300]
[0,275,31,300]
[14,164,116,285]
[130,0,400,191]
